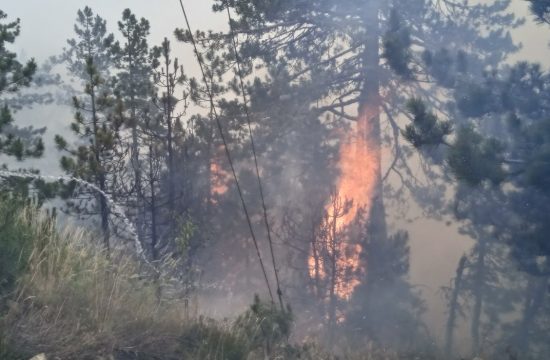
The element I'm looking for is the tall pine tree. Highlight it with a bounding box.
[55,7,122,249]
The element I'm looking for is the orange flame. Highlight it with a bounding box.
[309,105,381,299]
[210,156,229,202]
[335,105,380,228]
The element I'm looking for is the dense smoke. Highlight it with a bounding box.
[1,1,550,359]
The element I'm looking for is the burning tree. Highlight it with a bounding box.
[177,0,521,345]
[308,192,359,334]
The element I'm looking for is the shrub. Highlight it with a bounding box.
[0,195,37,299]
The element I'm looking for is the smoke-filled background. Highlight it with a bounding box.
[2,1,550,359]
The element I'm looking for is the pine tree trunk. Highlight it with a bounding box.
[167,116,175,210]
[89,70,110,250]
[471,239,486,355]
[310,221,322,297]
[515,275,548,352]
[130,89,146,245]
[205,105,216,215]
[360,0,388,304]
[131,114,143,217]
[361,0,387,246]
[445,255,467,357]
[327,209,338,343]
[148,143,159,260]
[165,56,176,222]
[98,187,110,250]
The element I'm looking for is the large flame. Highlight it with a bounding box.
[309,105,381,300]
[335,105,380,228]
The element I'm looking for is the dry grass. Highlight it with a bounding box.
[0,205,454,359]
[0,206,301,359]
[3,207,186,359]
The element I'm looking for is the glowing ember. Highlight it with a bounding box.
[309,105,381,300]
[210,157,229,201]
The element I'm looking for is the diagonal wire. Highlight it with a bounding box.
[178,0,274,303]
[225,3,285,311]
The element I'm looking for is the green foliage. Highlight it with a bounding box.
[175,215,197,258]
[521,117,550,194]
[0,10,43,162]
[112,8,154,107]
[0,10,36,94]
[0,334,26,360]
[403,98,453,148]
[447,126,505,186]
[527,0,550,24]
[421,48,462,87]
[382,9,413,79]
[404,97,506,186]
[197,1,518,350]
[179,318,250,360]
[525,145,550,192]
[347,231,427,350]
[0,195,38,297]
[409,32,550,288]
[179,295,294,359]
[455,82,495,118]
[60,7,115,77]
[0,10,48,201]
[54,7,126,248]
[234,294,293,349]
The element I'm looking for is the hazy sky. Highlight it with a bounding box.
[4,1,550,66]
[3,1,227,76]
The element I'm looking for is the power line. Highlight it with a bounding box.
[177,0,274,303]
[224,4,285,311]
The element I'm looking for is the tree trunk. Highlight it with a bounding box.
[98,188,110,250]
[310,220,321,297]
[89,68,110,250]
[445,255,467,357]
[148,143,159,260]
[361,0,386,244]
[131,102,144,239]
[128,50,145,246]
[360,0,388,304]
[327,208,338,344]
[471,239,487,355]
[164,55,176,222]
[515,275,548,352]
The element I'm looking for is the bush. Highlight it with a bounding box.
[0,195,37,299]
[177,296,294,359]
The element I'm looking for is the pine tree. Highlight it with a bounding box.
[443,255,467,357]
[0,10,43,162]
[112,9,155,244]
[0,9,51,203]
[182,0,520,345]
[150,38,189,243]
[404,14,550,353]
[55,7,121,249]
[527,0,550,24]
